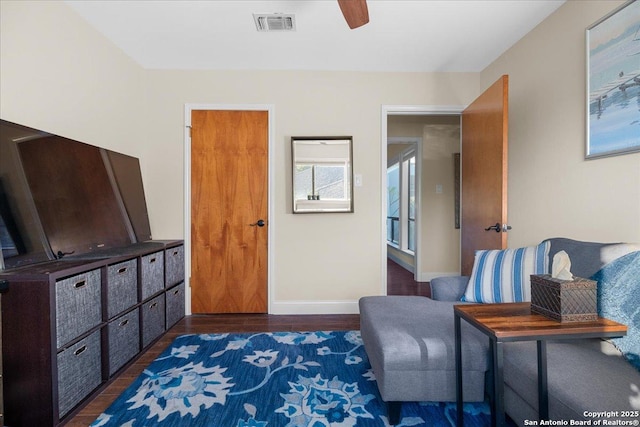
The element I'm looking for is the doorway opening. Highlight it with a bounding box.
[382,106,463,296]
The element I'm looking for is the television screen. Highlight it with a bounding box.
[18,135,133,257]
[0,120,53,269]
[105,150,152,242]
[0,119,153,269]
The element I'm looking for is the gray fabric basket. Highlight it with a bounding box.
[142,294,165,348]
[165,245,185,287]
[141,251,164,300]
[57,330,102,417]
[108,309,140,376]
[107,259,138,319]
[166,282,185,328]
[55,269,102,349]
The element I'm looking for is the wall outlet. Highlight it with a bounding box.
[435,184,443,194]
[355,174,363,187]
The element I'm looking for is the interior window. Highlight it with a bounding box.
[387,149,415,254]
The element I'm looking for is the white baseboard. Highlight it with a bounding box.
[270,300,359,315]
[419,271,460,282]
[386,253,415,273]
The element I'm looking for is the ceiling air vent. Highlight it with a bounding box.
[253,14,296,32]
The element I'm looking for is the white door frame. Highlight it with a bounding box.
[183,104,276,314]
[380,105,464,295]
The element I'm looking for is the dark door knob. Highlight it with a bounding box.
[484,223,512,232]
[250,219,265,227]
[485,223,501,232]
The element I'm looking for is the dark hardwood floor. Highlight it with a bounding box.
[387,258,431,298]
[66,260,429,426]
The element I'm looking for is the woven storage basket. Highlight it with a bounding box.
[530,274,597,322]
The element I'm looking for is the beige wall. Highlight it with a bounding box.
[143,70,478,313]
[482,0,640,247]
[0,1,145,158]
[421,122,461,278]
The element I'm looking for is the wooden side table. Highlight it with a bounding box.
[454,302,627,427]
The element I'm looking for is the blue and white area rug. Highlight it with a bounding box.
[91,331,497,426]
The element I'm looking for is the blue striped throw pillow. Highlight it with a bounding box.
[462,241,550,303]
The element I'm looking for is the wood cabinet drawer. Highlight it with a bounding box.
[165,245,184,287]
[106,259,138,319]
[108,309,140,376]
[141,251,164,300]
[141,294,165,348]
[55,269,101,349]
[57,330,102,417]
[166,282,185,328]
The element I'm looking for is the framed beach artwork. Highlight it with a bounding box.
[586,0,640,159]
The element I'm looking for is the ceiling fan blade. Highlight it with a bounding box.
[337,0,369,29]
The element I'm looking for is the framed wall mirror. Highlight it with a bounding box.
[292,136,354,213]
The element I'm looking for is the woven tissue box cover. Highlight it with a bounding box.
[530,274,597,322]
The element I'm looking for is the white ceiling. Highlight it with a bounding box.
[65,0,565,73]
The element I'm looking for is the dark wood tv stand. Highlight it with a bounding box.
[0,240,185,427]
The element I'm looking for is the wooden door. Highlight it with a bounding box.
[191,110,268,313]
[460,75,509,276]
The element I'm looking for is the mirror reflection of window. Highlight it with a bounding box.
[294,164,347,200]
[292,137,353,213]
[294,165,313,199]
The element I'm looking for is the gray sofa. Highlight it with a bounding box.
[359,237,640,424]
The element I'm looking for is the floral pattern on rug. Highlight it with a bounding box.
[91,331,499,426]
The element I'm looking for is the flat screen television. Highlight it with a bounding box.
[0,121,53,269]
[0,119,152,270]
[105,150,152,243]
